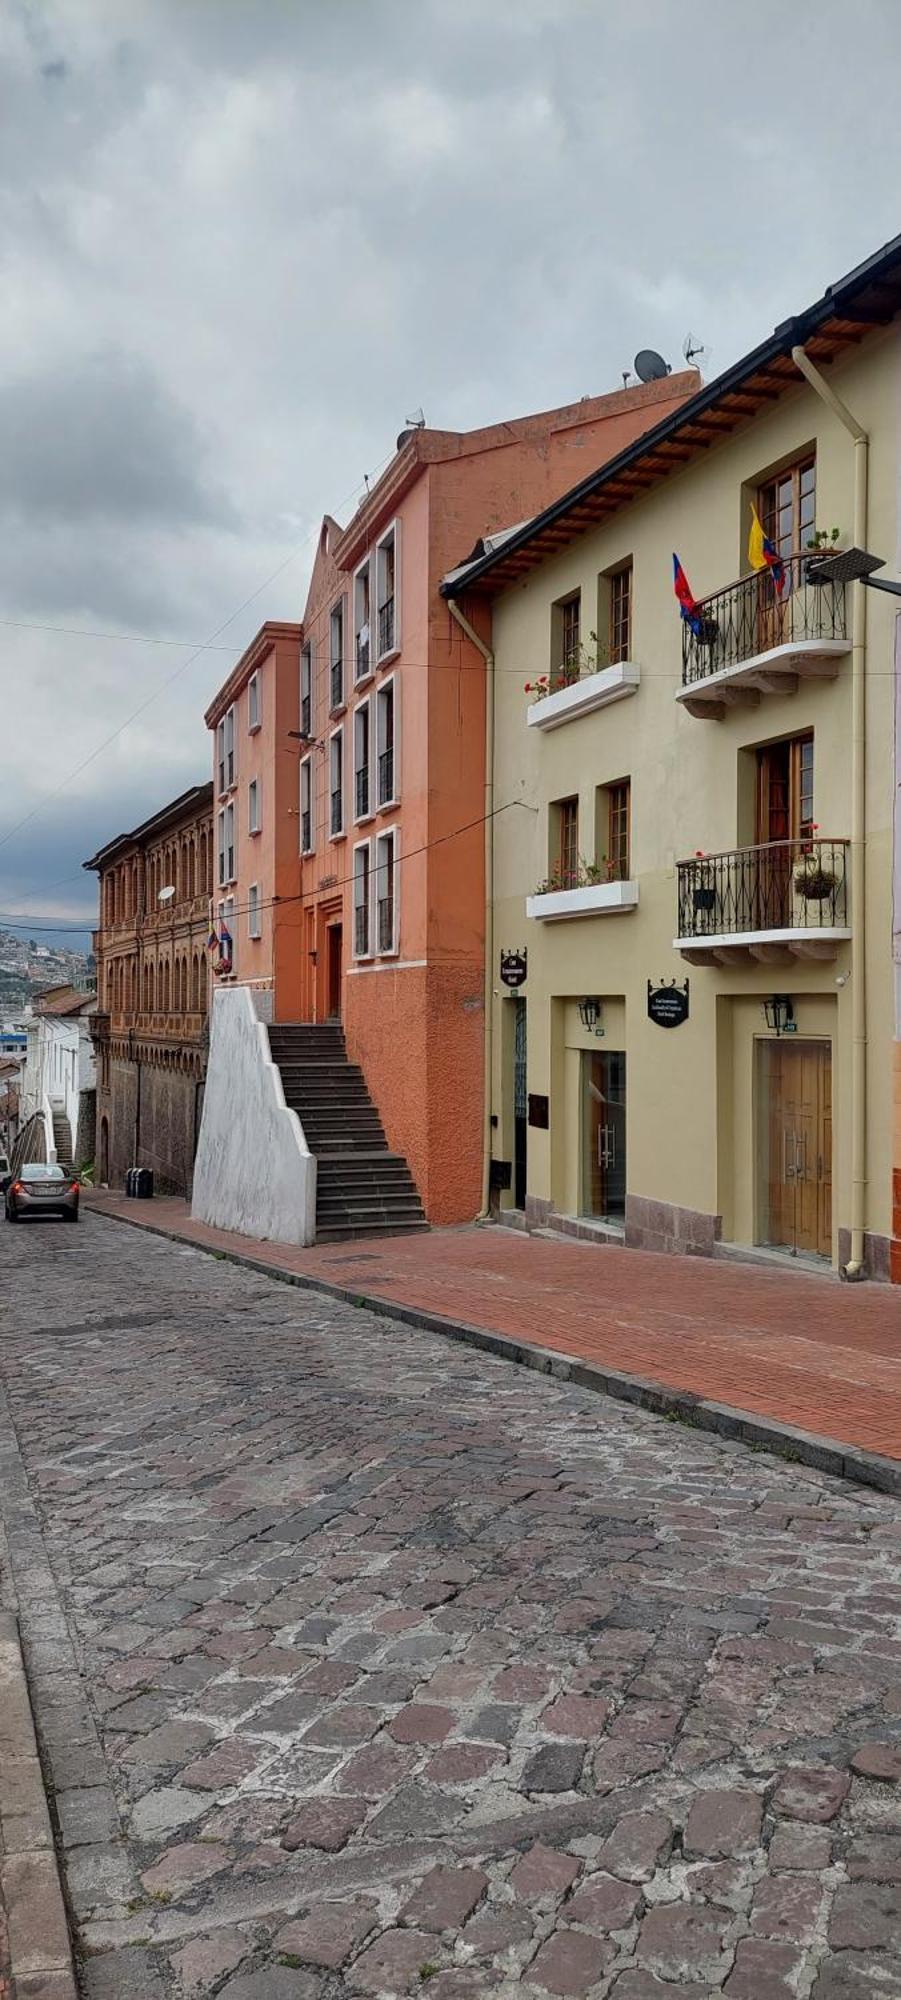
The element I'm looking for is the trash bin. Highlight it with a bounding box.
[125,1168,136,1197]
[135,1168,154,1199]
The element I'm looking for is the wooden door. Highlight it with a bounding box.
[755,736,813,927]
[327,924,343,1022]
[756,456,816,650]
[764,1040,831,1257]
[513,1000,527,1210]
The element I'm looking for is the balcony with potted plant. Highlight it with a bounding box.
[674,834,851,964]
[526,851,639,923]
[676,543,849,721]
[526,630,640,734]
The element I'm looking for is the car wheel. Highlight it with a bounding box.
[65,1210,79,1224]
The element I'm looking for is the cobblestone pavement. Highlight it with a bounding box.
[1,1213,900,2000]
[85,1193,901,1463]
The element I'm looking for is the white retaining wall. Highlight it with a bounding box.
[191,985,316,1246]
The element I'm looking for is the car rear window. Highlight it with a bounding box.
[21,1164,68,1181]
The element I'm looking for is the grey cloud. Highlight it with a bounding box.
[0,350,236,529]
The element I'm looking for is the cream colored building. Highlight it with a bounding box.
[445,237,901,1281]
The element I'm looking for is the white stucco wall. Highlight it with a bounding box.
[191,984,316,1246]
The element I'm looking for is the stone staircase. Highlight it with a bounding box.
[267,1023,428,1243]
[52,1110,73,1171]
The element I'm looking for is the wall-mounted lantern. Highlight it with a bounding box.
[578,996,604,1036]
[763,994,795,1036]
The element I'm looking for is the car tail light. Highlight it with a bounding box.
[69,1181,80,1192]
[11,1181,23,1195]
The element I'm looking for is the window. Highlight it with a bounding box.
[218,705,235,789]
[248,778,261,834]
[551,592,581,686]
[300,756,313,855]
[606,780,631,881]
[248,671,261,731]
[377,525,398,658]
[354,699,372,821]
[248,883,261,939]
[330,599,345,711]
[353,842,371,957]
[609,565,633,664]
[300,642,312,738]
[354,562,371,682]
[376,830,397,953]
[329,728,344,838]
[551,797,579,889]
[759,455,816,562]
[376,678,396,806]
[217,803,235,885]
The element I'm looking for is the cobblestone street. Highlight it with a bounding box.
[1,1213,900,1999]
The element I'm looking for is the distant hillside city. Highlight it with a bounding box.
[0,927,94,1015]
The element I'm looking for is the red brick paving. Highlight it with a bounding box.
[84,1193,901,1461]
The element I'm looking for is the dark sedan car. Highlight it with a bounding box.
[5,1162,80,1223]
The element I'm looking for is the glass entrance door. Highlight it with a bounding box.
[582,1051,626,1220]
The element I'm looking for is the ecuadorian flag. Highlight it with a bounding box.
[749,505,788,596]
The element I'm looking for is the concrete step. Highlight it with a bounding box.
[315,1220,430,1243]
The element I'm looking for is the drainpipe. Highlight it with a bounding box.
[447,597,495,1219]
[791,344,868,1277]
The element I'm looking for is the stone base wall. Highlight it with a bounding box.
[837,1227,890,1284]
[74,1089,96,1173]
[102,1056,202,1196]
[626,1195,722,1258]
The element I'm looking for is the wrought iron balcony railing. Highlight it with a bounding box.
[354,906,369,956]
[676,838,850,940]
[330,659,344,711]
[377,897,394,952]
[681,554,848,687]
[378,596,395,656]
[378,747,394,805]
[300,810,311,853]
[355,768,370,819]
[355,632,370,679]
[300,692,312,737]
[330,787,343,837]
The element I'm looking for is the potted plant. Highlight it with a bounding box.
[691,850,717,914]
[804,528,842,585]
[794,827,837,904]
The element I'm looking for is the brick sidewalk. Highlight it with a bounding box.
[84,1194,901,1465]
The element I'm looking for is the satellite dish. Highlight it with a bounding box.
[634,349,670,383]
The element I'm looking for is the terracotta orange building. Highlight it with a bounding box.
[205,375,698,1226]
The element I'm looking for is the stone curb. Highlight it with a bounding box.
[0,1613,79,2000]
[83,1201,901,1498]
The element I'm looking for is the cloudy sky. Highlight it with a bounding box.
[2,0,901,943]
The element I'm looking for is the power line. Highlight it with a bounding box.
[0,449,398,858]
[0,795,533,936]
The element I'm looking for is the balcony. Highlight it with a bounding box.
[674,838,850,964]
[677,556,848,719]
[527,659,640,733]
[378,596,395,657]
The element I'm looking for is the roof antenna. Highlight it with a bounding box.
[683,332,710,368]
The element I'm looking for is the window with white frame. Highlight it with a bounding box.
[354,562,371,682]
[377,525,399,658]
[300,756,313,854]
[375,829,397,953]
[248,883,261,938]
[216,719,226,794]
[248,777,261,834]
[248,671,261,731]
[376,677,397,806]
[353,842,371,957]
[353,699,372,821]
[300,642,312,738]
[329,728,344,838]
[224,706,236,787]
[217,802,234,883]
[330,599,345,711]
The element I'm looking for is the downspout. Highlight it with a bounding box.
[447,596,495,1219]
[791,345,868,1277]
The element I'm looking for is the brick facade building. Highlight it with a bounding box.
[84,784,214,1192]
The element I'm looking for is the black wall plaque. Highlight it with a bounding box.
[528,1093,549,1129]
[647,979,689,1029]
[500,949,528,989]
[489,1159,512,1192]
